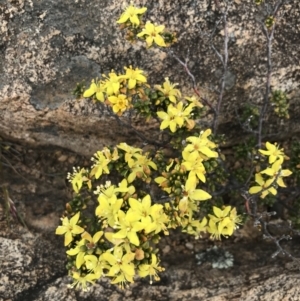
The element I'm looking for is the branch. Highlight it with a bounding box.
[212,7,229,134]
[168,50,216,113]
[105,105,169,148]
[257,0,286,147]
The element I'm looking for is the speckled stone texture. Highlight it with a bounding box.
[0,228,66,301]
[0,0,299,155]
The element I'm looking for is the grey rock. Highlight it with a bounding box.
[0,229,66,301]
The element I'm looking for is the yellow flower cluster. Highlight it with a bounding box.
[117,3,176,48]
[249,142,292,198]
[154,129,241,239]
[83,66,147,116]
[117,143,157,183]
[56,183,168,289]
[207,206,242,240]
[59,133,242,290]
[155,78,201,133]
[67,144,158,195]
[56,145,168,289]
[177,130,218,223]
[182,129,218,189]
[61,117,242,289]
[157,101,195,133]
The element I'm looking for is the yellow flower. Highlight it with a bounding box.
[155,160,180,193]
[66,238,87,269]
[182,217,207,238]
[137,21,166,47]
[117,143,142,167]
[105,232,127,248]
[111,272,133,289]
[179,181,211,216]
[104,72,121,96]
[117,143,157,183]
[117,3,147,26]
[90,151,110,179]
[69,272,98,292]
[82,230,104,249]
[184,129,218,159]
[184,182,212,201]
[55,212,85,246]
[209,206,232,223]
[178,181,211,214]
[207,219,222,240]
[115,178,136,195]
[219,220,235,237]
[249,173,277,198]
[95,185,123,227]
[83,80,105,102]
[185,95,203,108]
[102,146,119,162]
[121,66,147,89]
[84,254,109,277]
[113,210,144,246]
[126,153,157,183]
[67,167,91,193]
[141,215,158,234]
[178,196,192,215]
[155,77,181,103]
[149,204,169,235]
[157,102,194,133]
[182,150,206,184]
[66,231,104,269]
[260,159,292,188]
[128,195,152,220]
[108,94,129,115]
[259,142,285,164]
[207,206,240,238]
[138,254,164,284]
[228,207,242,230]
[102,247,135,286]
[128,195,160,234]
[154,175,171,194]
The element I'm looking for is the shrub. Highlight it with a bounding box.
[56,1,297,291]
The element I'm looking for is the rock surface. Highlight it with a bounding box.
[1,0,300,155]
